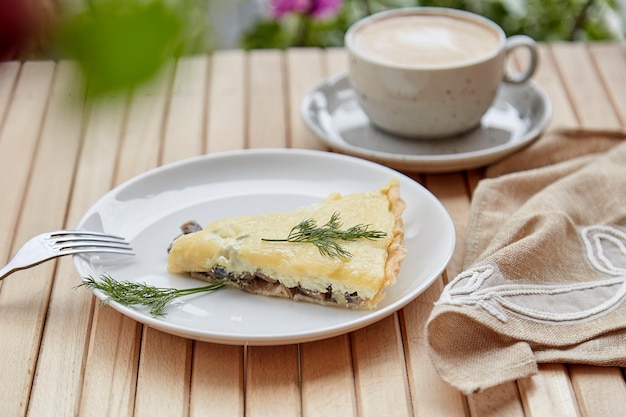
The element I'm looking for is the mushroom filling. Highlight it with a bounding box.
[190,265,364,306]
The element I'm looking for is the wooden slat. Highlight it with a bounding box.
[324,47,348,76]
[79,307,142,417]
[417,171,471,416]
[247,49,288,148]
[0,62,54,264]
[246,345,301,417]
[301,336,358,417]
[74,89,138,417]
[468,383,526,417]
[115,63,174,183]
[550,43,621,129]
[402,169,472,416]
[570,366,626,417]
[0,61,61,417]
[206,50,246,152]
[18,61,88,417]
[517,364,581,417]
[189,342,245,417]
[423,173,470,279]
[0,61,20,131]
[465,169,483,199]
[351,314,413,417]
[285,48,326,150]
[401,280,468,416]
[134,329,192,417]
[588,43,626,127]
[161,55,210,164]
[530,45,578,129]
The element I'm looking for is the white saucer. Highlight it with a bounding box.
[301,72,552,173]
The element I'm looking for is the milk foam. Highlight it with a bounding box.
[352,15,501,67]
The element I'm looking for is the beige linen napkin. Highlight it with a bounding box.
[426,129,626,394]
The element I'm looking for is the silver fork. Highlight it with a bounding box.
[0,230,133,280]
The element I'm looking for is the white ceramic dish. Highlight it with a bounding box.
[74,149,455,346]
[302,72,552,173]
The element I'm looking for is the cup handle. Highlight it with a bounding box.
[503,35,538,84]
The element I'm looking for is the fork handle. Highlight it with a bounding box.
[0,259,46,281]
[0,263,17,281]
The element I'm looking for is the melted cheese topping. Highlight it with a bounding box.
[167,179,406,307]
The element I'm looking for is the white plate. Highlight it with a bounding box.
[74,149,455,345]
[302,72,552,173]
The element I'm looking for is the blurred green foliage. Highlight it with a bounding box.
[242,0,625,49]
[61,1,181,96]
[58,0,212,97]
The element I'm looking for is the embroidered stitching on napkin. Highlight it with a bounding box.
[437,244,626,324]
[425,129,626,394]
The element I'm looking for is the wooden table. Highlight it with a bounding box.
[1,43,625,417]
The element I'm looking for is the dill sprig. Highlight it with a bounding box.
[80,274,227,317]
[262,212,386,259]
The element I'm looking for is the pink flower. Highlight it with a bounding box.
[270,0,343,19]
[270,0,309,17]
[309,0,343,18]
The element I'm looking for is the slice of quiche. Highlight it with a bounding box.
[167,179,406,309]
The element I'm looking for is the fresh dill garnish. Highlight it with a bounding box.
[80,274,227,317]
[261,212,386,259]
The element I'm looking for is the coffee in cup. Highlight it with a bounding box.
[345,7,538,139]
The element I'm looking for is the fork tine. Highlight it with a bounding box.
[45,230,133,254]
[55,241,133,251]
[61,247,135,256]
[49,234,131,245]
[48,230,126,240]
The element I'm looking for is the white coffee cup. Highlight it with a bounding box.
[345,7,538,139]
